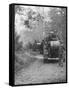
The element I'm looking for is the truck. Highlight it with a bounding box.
[43,31,66,66]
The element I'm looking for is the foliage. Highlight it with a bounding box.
[48,8,66,48]
[15,6,66,49]
[15,32,23,52]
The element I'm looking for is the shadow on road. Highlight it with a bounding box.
[43,59,59,63]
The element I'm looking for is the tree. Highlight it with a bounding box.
[48,8,66,48]
[15,6,66,49]
[15,32,23,52]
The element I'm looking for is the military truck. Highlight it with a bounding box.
[43,31,66,66]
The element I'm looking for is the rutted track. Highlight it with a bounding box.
[25,52,44,59]
[15,51,66,85]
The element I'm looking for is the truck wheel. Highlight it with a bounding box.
[43,58,48,63]
[58,59,63,67]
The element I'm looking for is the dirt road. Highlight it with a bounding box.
[15,52,66,85]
